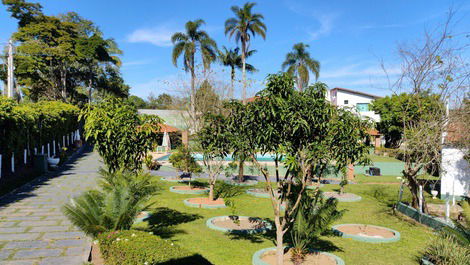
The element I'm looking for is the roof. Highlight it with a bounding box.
[138,109,189,130]
[245,96,261,103]
[331,87,381,99]
[158,123,180,133]
[368,128,381,136]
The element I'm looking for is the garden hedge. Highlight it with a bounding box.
[98,230,207,265]
[0,97,79,172]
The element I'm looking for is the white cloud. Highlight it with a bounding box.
[307,14,336,40]
[321,63,401,79]
[121,60,152,68]
[127,25,179,47]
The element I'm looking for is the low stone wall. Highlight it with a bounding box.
[396,202,454,230]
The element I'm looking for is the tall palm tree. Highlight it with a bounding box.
[225,2,266,103]
[218,46,256,98]
[172,19,217,117]
[282,43,320,92]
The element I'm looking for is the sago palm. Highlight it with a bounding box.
[282,43,320,92]
[218,46,257,98]
[171,19,217,117]
[225,2,266,103]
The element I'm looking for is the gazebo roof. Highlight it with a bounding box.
[158,123,180,133]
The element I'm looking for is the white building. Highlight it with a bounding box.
[329,87,381,122]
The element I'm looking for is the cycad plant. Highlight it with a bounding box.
[62,170,158,237]
[289,190,345,265]
[281,43,320,92]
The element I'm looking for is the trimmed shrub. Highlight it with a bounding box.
[422,233,470,265]
[98,230,198,265]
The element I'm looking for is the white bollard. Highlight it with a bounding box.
[11,153,14,173]
[418,185,423,213]
[24,149,27,164]
[53,140,56,156]
[41,145,44,155]
[34,147,37,155]
[47,143,50,158]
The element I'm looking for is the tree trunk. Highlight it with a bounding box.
[275,214,284,265]
[405,172,428,213]
[190,68,196,124]
[297,73,302,93]
[61,68,67,101]
[88,78,93,104]
[209,182,214,201]
[230,66,235,99]
[238,159,245,183]
[241,41,247,104]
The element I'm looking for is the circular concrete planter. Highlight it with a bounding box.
[323,192,362,202]
[183,198,226,209]
[306,184,324,189]
[170,186,209,194]
[332,224,400,243]
[206,216,272,234]
[134,211,150,223]
[246,189,270,198]
[225,179,258,186]
[252,247,345,265]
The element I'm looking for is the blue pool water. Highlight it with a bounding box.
[157,153,278,162]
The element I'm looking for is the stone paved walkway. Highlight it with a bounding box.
[0,148,100,265]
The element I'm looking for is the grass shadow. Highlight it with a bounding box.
[143,207,203,239]
[227,219,276,244]
[158,254,213,265]
[310,238,343,252]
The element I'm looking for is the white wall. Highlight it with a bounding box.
[440,147,470,199]
[332,90,381,122]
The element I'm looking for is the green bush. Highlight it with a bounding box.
[168,146,202,175]
[0,97,79,171]
[422,233,470,265]
[98,230,195,265]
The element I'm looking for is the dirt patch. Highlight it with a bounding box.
[261,250,337,265]
[173,186,207,191]
[212,217,266,230]
[90,245,105,265]
[337,224,395,238]
[187,197,225,206]
[136,211,148,219]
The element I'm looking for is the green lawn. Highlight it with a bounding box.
[134,177,435,265]
[368,154,402,163]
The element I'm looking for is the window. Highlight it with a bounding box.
[356,103,369,112]
[344,100,349,105]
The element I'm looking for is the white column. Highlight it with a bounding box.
[41,145,44,154]
[53,140,56,156]
[11,153,14,173]
[418,185,423,213]
[24,149,27,164]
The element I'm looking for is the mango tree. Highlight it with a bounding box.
[225,73,369,265]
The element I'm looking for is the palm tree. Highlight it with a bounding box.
[172,19,217,118]
[281,43,320,92]
[225,2,266,103]
[218,46,256,98]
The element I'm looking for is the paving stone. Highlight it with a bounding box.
[0,227,27,233]
[50,239,87,247]
[0,260,38,265]
[42,216,66,221]
[3,240,49,249]
[41,232,84,240]
[3,212,32,217]
[0,222,17,227]
[18,221,57,227]
[0,233,40,241]
[13,248,62,259]
[38,256,84,265]
[0,249,12,260]
[29,212,62,217]
[3,217,42,221]
[28,226,69,233]
[65,246,88,256]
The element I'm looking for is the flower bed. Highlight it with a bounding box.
[183,197,226,209]
[323,192,362,202]
[206,216,271,234]
[224,179,258,186]
[252,247,345,265]
[332,224,400,243]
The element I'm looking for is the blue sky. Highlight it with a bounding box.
[1,0,469,99]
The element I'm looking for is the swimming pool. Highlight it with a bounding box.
[157,153,279,162]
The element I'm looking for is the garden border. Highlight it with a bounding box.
[183,198,227,209]
[160,176,189,183]
[206,216,272,234]
[252,247,345,265]
[332,223,400,243]
[396,202,454,230]
[225,179,258,186]
[134,211,150,223]
[170,186,209,194]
